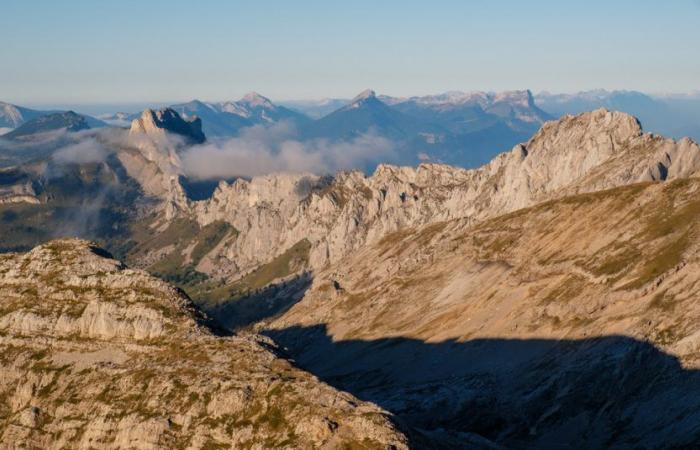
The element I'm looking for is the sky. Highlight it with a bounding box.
[1,0,699,107]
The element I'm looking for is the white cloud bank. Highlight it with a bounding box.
[180,122,397,179]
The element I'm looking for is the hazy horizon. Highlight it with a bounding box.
[13,87,700,117]
[2,0,699,105]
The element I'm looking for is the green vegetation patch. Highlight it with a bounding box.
[141,219,235,291]
[190,221,234,265]
[621,183,700,289]
[193,239,311,307]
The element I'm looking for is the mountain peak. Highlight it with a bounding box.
[240,92,274,108]
[130,107,205,144]
[493,89,536,107]
[535,108,642,142]
[351,89,377,103]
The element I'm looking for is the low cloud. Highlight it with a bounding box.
[181,122,397,179]
[2,120,398,181]
[38,128,129,181]
[0,128,69,152]
[0,127,130,169]
[52,137,110,164]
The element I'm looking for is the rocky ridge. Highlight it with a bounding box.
[187,109,700,281]
[3,112,90,141]
[4,107,696,299]
[3,107,699,315]
[0,239,409,449]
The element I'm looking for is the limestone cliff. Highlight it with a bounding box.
[118,108,204,219]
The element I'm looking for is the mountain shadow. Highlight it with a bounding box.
[203,272,313,331]
[179,175,239,201]
[265,324,700,449]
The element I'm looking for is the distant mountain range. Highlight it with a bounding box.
[302,89,444,140]
[3,111,91,140]
[3,89,699,173]
[2,90,551,171]
[0,111,112,167]
[169,92,309,138]
[279,98,349,119]
[97,112,133,127]
[383,90,550,132]
[0,102,106,135]
[0,102,47,129]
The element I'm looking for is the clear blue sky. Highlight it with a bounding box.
[1,0,699,106]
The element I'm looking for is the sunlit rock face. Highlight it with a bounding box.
[188,109,700,280]
[119,108,207,219]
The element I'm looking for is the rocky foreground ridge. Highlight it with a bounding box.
[0,239,409,449]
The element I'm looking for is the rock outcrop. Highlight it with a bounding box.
[118,108,204,219]
[0,102,27,129]
[0,239,409,449]
[128,108,205,145]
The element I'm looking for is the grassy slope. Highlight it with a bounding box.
[271,178,700,349]
[191,239,312,309]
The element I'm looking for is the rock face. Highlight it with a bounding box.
[128,108,205,145]
[265,177,700,448]
[0,239,409,449]
[0,167,41,205]
[190,109,700,281]
[118,108,203,219]
[0,107,200,220]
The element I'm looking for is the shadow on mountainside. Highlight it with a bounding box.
[204,272,313,330]
[265,324,700,449]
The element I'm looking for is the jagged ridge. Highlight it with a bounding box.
[188,109,700,282]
